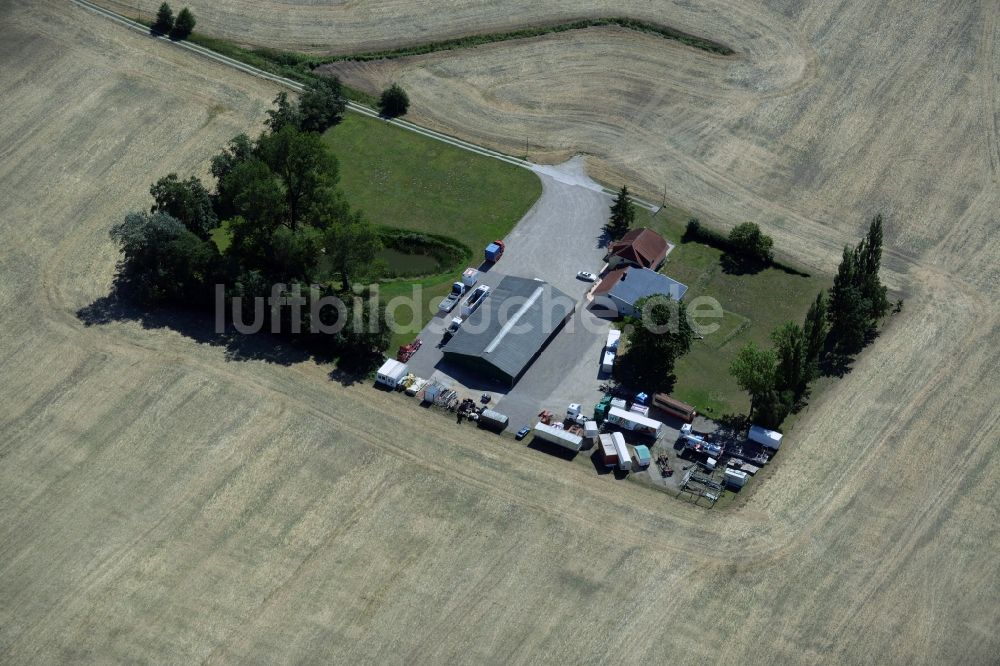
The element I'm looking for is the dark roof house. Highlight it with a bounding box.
[442,276,575,386]
[606,227,670,270]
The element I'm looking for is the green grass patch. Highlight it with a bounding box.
[322,113,541,349]
[324,114,541,252]
[634,207,830,418]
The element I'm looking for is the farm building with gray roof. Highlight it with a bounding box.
[442,275,575,386]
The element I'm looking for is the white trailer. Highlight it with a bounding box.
[601,350,616,374]
[375,359,408,388]
[611,431,631,471]
[748,425,783,450]
[601,329,622,373]
[606,329,621,351]
[533,423,583,452]
[606,406,664,440]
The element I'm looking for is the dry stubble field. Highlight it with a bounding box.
[2,1,999,664]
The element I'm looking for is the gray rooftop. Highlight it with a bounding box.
[443,276,575,380]
[609,268,687,305]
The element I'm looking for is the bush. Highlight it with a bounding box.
[379,84,410,118]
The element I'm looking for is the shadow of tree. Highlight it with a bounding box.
[712,413,748,447]
[719,252,768,275]
[76,290,377,386]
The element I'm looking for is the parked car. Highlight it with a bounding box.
[515,426,531,440]
[576,270,597,282]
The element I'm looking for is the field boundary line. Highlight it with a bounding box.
[69,0,660,212]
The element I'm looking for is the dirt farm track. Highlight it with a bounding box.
[2,1,999,663]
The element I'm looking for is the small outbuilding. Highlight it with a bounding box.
[376,359,408,388]
[606,227,670,271]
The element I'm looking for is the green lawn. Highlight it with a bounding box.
[322,113,542,350]
[633,208,830,418]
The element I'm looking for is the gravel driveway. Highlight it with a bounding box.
[403,156,624,427]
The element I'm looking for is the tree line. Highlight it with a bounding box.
[109,85,390,361]
[730,215,892,428]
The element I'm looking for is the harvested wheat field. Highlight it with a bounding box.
[2,1,999,664]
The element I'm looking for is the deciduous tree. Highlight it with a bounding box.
[322,212,381,291]
[265,92,300,133]
[110,211,219,303]
[618,296,693,392]
[256,126,338,230]
[378,83,410,119]
[728,222,773,264]
[729,342,777,417]
[149,174,218,239]
[855,214,889,324]
[299,77,347,131]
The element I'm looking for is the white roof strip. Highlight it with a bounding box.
[484,286,544,354]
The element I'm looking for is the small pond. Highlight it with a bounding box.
[378,247,441,277]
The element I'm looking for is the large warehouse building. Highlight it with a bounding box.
[442,276,575,386]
